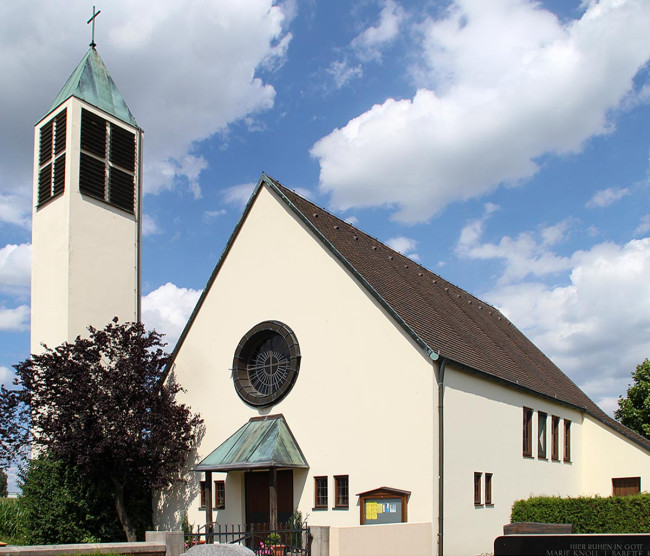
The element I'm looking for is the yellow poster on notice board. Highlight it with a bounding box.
[366,501,378,520]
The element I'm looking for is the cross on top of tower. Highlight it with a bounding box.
[87,6,101,48]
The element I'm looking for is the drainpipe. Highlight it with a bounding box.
[433,355,447,556]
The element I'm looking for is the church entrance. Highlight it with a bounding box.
[245,469,294,527]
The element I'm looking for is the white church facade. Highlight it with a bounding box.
[157,175,650,556]
[31,47,650,556]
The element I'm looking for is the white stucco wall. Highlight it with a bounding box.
[154,180,650,556]
[581,416,650,495]
[157,184,436,544]
[31,98,140,353]
[442,367,583,556]
[329,522,433,556]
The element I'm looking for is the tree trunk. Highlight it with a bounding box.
[110,475,138,541]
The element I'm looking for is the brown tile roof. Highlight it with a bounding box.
[265,176,650,452]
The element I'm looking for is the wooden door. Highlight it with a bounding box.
[245,469,294,526]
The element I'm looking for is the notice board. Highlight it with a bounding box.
[358,487,410,525]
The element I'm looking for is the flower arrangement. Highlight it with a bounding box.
[258,532,284,556]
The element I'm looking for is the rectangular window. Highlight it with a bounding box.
[538,412,547,459]
[551,416,560,461]
[314,476,328,508]
[523,407,533,457]
[199,480,206,509]
[215,480,225,509]
[612,477,641,497]
[485,473,493,506]
[474,472,482,506]
[334,475,349,508]
[564,420,571,462]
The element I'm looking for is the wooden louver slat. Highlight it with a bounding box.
[110,125,135,171]
[37,109,67,206]
[109,168,134,212]
[78,108,136,214]
[81,109,106,157]
[38,165,52,205]
[54,110,67,155]
[53,156,66,197]
[39,121,53,166]
[79,153,106,199]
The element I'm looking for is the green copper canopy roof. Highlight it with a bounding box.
[47,47,138,127]
[195,415,308,471]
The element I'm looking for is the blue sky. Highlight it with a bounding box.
[1,1,650,489]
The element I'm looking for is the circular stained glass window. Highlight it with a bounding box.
[233,321,301,407]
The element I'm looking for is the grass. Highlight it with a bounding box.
[0,497,27,545]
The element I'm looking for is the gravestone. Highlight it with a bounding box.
[495,534,650,556]
[185,543,255,556]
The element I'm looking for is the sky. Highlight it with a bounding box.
[1,0,650,487]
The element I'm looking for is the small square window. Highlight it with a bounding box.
[485,473,493,506]
[199,480,206,509]
[523,407,533,457]
[538,412,547,459]
[551,416,560,461]
[315,476,328,508]
[215,480,225,509]
[474,472,482,506]
[564,420,572,462]
[334,475,349,508]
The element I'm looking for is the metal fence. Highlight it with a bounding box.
[184,522,311,556]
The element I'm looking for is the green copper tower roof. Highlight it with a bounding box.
[48,47,138,127]
[195,415,309,471]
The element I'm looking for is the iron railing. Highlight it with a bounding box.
[184,522,311,555]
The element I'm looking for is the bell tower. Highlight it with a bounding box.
[31,43,142,353]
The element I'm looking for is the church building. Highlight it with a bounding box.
[31,44,650,556]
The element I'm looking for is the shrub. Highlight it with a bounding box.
[511,494,650,533]
[18,456,125,544]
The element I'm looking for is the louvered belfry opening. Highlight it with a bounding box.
[38,108,67,206]
[79,108,136,213]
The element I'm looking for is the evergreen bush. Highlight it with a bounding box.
[18,456,126,544]
[511,494,650,533]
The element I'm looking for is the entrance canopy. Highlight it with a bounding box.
[195,414,309,472]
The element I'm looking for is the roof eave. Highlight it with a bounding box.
[263,174,437,363]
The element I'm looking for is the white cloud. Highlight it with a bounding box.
[0,1,289,201]
[635,214,650,235]
[386,236,420,260]
[0,194,31,228]
[142,214,162,237]
[141,282,202,349]
[311,0,650,223]
[205,209,227,220]
[457,215,572,283]
[0,365,15,388]
[0,244,32,295]
[0,305,30,332]
[481,237,650,414]
[586,186,630,208]
[326,60,363,89]
[352,0,405,61]
[222,182,257,208]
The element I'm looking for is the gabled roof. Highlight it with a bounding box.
[46,47,138,127]
[168,174,650,453]
[195,415,308,471]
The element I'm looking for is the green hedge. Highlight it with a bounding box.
[511,494,650,533]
